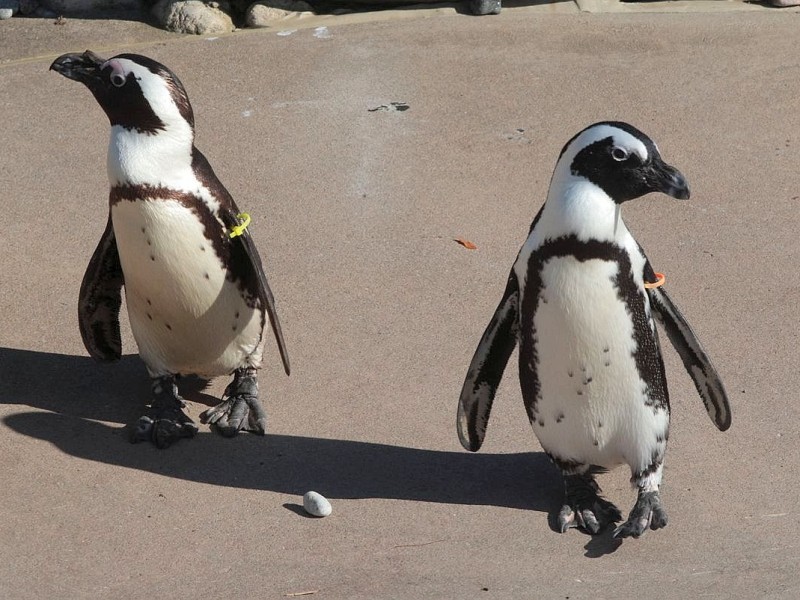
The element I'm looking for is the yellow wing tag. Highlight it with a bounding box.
[229,213,251,238]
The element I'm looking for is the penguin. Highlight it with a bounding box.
[457,122,731,538]
[50,50,290,449]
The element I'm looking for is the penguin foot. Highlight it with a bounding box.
[558,473,622,535]
[613,490,668,539]
[131,376,198,449]
[200,368,266,437]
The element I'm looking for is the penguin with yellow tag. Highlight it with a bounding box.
[51,51,290,448]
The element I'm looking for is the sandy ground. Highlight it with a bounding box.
[1,6,799,599]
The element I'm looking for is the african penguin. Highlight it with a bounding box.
[51,50,290,449]
[458,122,731,538]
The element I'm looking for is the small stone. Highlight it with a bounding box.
[246,0,313,27]
[0,0,18,18]
[303,491,332,517]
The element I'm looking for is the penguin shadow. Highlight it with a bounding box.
[0,346,244,420]
[1,347,562,514]
[583,528,623,558]
[0,347,150,424]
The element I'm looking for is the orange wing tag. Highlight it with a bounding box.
[644,272,666,289]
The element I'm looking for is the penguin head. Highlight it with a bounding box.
[51,50,194,136]
[555,121,690,204]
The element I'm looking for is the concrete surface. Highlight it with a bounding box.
[1,8,799,600]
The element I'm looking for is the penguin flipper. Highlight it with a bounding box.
[78,214,124,362]
[223,211,291,376]
[191,149,290,376]
[647,286,731,431]
[457,271,520,452]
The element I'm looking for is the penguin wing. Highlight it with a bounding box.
[221,209,291,376]
[78,213,124,362]
[457,271,520,451]
[191,148,291,376]
[647,285,731,431]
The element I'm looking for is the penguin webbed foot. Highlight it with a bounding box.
[200,368,266,437]
[558,472,622,535]
[131,376,198,449]
[613,490,668,539]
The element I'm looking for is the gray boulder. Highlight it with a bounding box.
[152,0,235,34]
[246,0,312,27]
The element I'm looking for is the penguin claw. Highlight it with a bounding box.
[129,376,198,448]
[558,473,622,535]
[613,491,668,539]
[129,411,198,448]
[580,509,602,535]
[200,395,267,437]
[200,368,266,437]
[130,416,154,444]
[152,418,198,449]
[557,500,621,535]
[558,505,578,533]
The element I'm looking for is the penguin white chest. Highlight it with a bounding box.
[111,199,263,377]
[527,256,666,469]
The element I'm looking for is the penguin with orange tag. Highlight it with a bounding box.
[457,122,731,538]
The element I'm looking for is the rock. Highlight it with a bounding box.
[0,0,19,19]
[470,0,500,14]
[771,0,800,5]
[302,491,332,517]
[152,0,235,35]
[246,0,312,27]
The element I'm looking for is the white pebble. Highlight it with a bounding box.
[303,491,332,517]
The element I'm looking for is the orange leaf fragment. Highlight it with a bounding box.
[454,238,478,250]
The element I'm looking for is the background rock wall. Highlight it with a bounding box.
[0,0,341,32]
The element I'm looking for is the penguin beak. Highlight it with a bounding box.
[50,50,107,88]
[648,158,690,200]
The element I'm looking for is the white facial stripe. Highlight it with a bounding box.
[114,58,188,128]
[101,58,128,80]
[105,57,195,187]
[566,124,649,165]
[536,123,657,245]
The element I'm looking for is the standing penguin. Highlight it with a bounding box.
[51,50,290,449]
[457,122,731,538]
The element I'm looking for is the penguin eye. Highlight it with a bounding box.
[611,146,629,162]
[110,73,127,88]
